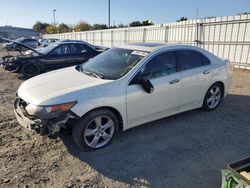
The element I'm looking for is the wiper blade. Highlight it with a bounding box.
[83,70,103,79]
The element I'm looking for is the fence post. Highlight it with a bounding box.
[101,31,103,46]
[164,25,169,43]
[142,28,147,42]
[111,30,114,47]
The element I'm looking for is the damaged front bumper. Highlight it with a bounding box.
[0,57,19,72]
[13,97,71,137]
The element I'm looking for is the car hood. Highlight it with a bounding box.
[18,66,110,105]
[0,37,41,55]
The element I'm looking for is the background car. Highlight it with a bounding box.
[1,39,106,77]
[3,38,40,51]
[14,43,232,151]
[39,38,59,47]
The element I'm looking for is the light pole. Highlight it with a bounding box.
[53,9,56,26]
[108,0,110,28]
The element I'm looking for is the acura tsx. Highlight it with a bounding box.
[14,43,232,150]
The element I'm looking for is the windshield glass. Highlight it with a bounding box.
[15,38,24,43]
[39,43,59,54]
[80,48,147,80]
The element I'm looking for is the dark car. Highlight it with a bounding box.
[0,38,106,77]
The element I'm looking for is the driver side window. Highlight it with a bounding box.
[140,51,177,80]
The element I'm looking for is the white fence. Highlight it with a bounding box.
[44,14,250,69]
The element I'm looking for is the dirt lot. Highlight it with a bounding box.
[0,52,250,187]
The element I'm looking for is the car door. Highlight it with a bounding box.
[41,44,70,71]
[176,49,212,111]
[65,44,91,66]
[126,51,182,128]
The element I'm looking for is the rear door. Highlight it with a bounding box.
[65,44,93,66]
[176,49,212,111]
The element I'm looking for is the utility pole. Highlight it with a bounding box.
[53,9,56,26]
[108,0,110,28]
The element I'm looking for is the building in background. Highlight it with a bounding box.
[0,26,40,39]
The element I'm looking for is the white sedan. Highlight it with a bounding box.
[14,43,232,151]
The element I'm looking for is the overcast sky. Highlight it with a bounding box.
[0,0,249,28]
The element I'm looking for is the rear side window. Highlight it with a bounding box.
[176,50,210,71]
[70,44,89,55]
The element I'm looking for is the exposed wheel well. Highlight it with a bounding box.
[213,81,225,97]
[82,107,124,130]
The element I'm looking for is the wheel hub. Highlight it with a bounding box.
[84,115,115,148]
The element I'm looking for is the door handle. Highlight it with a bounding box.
[169,79,180,84]
[203,70,210,74]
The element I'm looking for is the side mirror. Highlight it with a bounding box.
[140,78,154,93]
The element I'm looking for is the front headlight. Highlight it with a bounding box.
[45,102,77,113]
[25,101,77,119]
[25,104,44,116]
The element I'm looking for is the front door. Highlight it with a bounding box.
[126,51,182,128]
[41,44,70,71]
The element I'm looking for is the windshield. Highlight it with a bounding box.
[80,48,147,80]
[39,43,59,54]
[15,38,24,43]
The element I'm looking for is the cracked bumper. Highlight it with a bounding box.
[13,98,70,136]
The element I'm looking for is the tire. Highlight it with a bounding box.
[21,64,40,78]
[202,83,223,111]
[72,109,119,151]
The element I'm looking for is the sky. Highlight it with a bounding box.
[0,0,249,28]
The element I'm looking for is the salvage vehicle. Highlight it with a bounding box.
[3,37,40,50]
[14,43,232,151]
[39,38,59,47]
[0,38,105,77]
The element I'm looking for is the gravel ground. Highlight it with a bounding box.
[0,51,250,187]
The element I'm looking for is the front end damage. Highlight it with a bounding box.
[13,97,75,138]
[1,56,20,72]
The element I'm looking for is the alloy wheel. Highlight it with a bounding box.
[84,115,115,148]
[206,85,221,109]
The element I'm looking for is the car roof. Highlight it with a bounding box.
[118,43,201,52]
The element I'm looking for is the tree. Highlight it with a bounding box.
[142,20,153,26]
[74,21,91,32]
[45,25,57,34]
[129,20,154,27]
[33,21,49,33]
[117,23,126,28]
[58,23,70,33]
[92,24,108,30]
[177,17,188,22]
[129,21,142,27]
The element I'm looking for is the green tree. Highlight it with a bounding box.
[129,21,142,27]
[142,20,153,26]
[45,25,57,34]
[33,21,49,33]
[58,23,70,33]
[177,17,188,22]
[92,24,108,30]
[74,21,91,32]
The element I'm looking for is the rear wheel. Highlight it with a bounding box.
[21,64,40,77]
[202,83,223,111]
[72,109,118,151]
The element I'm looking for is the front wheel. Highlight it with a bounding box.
[21,64,40,78]
[72,109,118,151]
[202,83,223,111]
